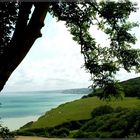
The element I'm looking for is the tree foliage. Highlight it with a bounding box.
[0,124,14,139]
[49,1,140,99]
[0,1,140,99]
[0,2,18,55]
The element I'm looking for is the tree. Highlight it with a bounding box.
[0,124,14,139]
[0,1,139,99]
[0,2,50,91]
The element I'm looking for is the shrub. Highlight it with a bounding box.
[74,108,140,138]
[111,130,125,138]
[114,107,128,113]
[51,128,70,137]
[91,105,114,118]
[55,120,84,130]
[73,130,86,138]
[16,131,36,136]
[0,125,15,139]
[99,132,112,138]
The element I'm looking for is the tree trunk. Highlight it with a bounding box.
[0,2,50,91]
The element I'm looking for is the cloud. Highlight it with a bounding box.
[116,69,140,82]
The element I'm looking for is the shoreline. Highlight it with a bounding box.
[0,91,85,131]
[1,115,39,131]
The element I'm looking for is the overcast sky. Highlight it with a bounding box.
[3,1,140,92]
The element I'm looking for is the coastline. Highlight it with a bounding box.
[0,90,86,131]
[1,115,39,131]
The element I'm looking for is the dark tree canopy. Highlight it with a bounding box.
[0,1,139,99]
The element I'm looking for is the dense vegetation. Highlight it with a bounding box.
[0,125,14,139]
[74,107,140,138]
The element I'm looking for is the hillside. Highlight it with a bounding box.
[18,77,140,137]
[19,96,140,131]
[121,77,140,97]
[83,77,140,98]
[61,88,92,94]
[35,88,92,94]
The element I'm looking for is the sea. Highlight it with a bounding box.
[0,90,86,131]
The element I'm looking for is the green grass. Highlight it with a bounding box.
[21,96,140,130]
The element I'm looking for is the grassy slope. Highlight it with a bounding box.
[21,97,140,130]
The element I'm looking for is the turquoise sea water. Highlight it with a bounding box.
[0,91,85,130]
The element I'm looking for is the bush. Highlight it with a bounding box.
[74,108,140,138]
[51,128,70,137]
[73,130,88,138]
[16,130,36,136]
[114,107,128,113]
[16,128,49,137]
[91,105,114,118]
[54,120,85,130]
[0,125,15,139]
[111,130,124,138]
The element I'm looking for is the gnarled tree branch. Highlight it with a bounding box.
[0,2,50,91]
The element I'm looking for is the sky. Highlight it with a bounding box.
[2,1,140,92]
